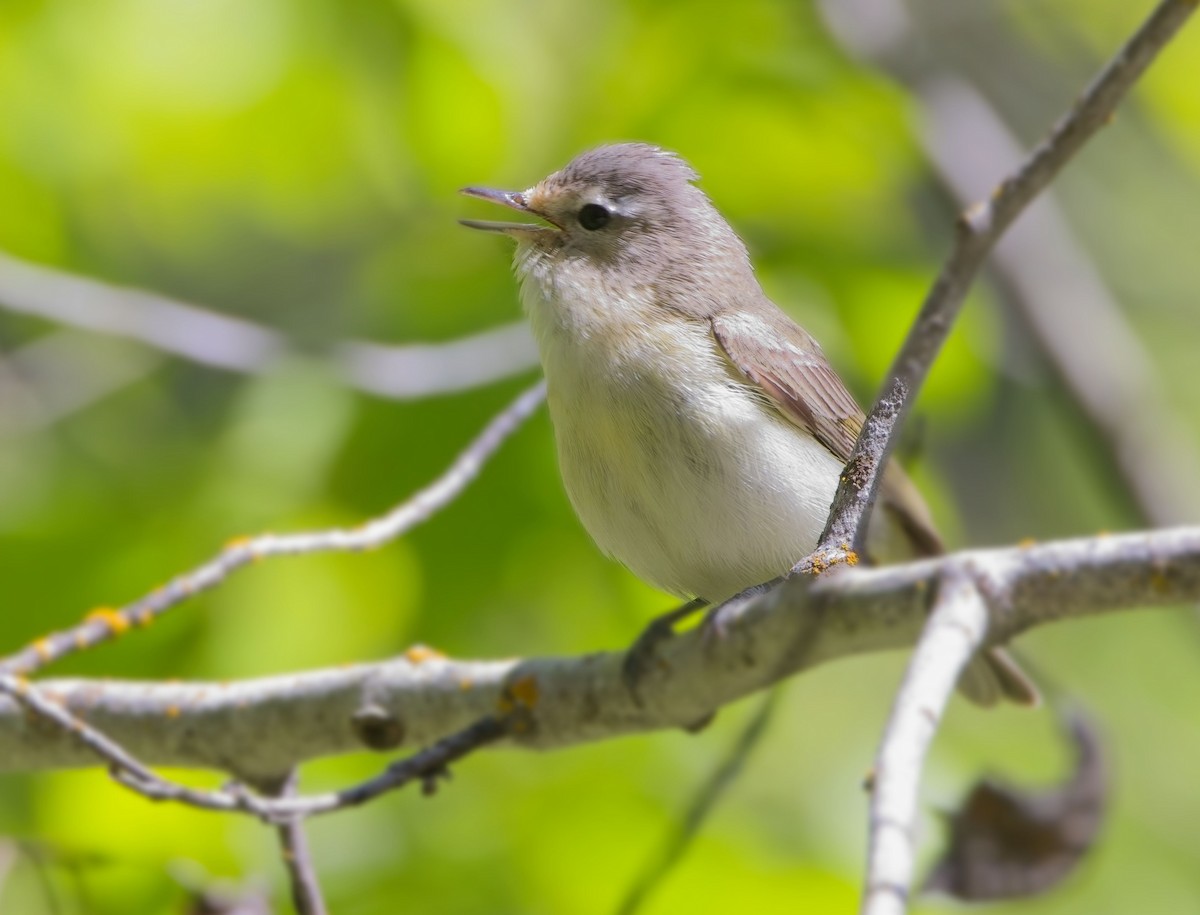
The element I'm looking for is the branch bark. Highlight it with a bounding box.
[818,3,1196,909]
[822,0,1200,528]
[2,526,1196,777]
[861,569,989,915]
[266,772,329,915]
[817,0,1198,552]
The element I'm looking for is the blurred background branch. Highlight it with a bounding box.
[0,251,538,428]
[0,330,163,437]
[0,380,544,678]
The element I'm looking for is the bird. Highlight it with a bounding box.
[461,142,1036,706]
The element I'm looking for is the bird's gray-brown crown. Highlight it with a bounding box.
[460,143,707,242]
[460,143,752,298]
[542,142,699,205]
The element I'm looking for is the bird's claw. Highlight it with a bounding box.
[621,598,708,703]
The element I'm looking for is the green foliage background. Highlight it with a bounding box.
[1,1,1199,912]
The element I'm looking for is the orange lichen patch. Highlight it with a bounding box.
[165,705,181,719]
[499,674,540,714]
[404,644,445,664]
[85,607,131,635]
[458,678,474,691]
[225,535,264,563]
[1096,530,1112,538]
[806,548,858,575]
[1017,537,1038,549]
[33,639,53,661]
[510,675,539,707]
[133,610,155,628]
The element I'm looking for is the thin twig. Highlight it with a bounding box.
[0,332,163,437]
[615,691,779,915]
[0,250,281,373]
[0,250,538,396]
[812,376,907,560]
[817,0,1198,553]
[821,0,1200,529]
[921,79,1200,526]
[335,324,538,399]
[0,673,236,814]
[107,713,512,823]
[860,569,989,915]
[1,668,511,822]
[267,772,328,915]
[0,380,546,678]
[270,715,512,818]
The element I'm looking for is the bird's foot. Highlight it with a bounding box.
[621,598,708,703]
[621,581,780,705]
[698,580,777,643]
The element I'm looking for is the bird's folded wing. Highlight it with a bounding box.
[713,308,1039,706]
[711,308,943,557]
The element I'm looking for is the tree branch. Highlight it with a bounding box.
[821,0,1200,528]
[817,3,1196,909]
[922,78,1200,526]
[0,250,538,400]
[0,380,545,679]
[816,0,1198,553]
[861,569,989,915]
[266,772,328,915]
[0,331,163,438]
[2,526,1197,777]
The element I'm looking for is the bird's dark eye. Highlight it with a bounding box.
[578,203,611,231]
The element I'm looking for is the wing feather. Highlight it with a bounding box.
[711,305,1038,704]
[711,307,943,557]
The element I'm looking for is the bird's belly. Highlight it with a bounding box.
[549,373,847,602]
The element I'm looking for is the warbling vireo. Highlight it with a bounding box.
[462,143,1035,706]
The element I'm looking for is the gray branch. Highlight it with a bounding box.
[823,0,1200,527]
[861,569,989,915]
[819,2,1198,909]
[817,0,1198,551]
[2,525,1197,779]
[0,250,538,405]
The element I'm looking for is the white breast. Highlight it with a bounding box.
[520,268,847,602]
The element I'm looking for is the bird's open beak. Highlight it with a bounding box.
[459,186,561,235]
